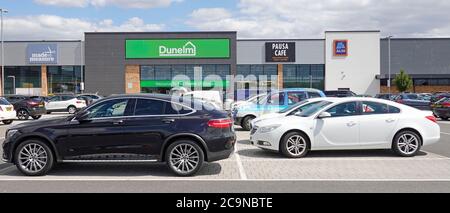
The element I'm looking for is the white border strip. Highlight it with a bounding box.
[0,178,449,182]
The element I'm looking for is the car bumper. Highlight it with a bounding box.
[250,130,281,152]
[2,138,12,163]
[433,108,450,118]
[28,107,47,116]
[0,111,16,120]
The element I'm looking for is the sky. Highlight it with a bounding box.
[1,0,450,40]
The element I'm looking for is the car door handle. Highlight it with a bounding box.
[162,118,175,124]
[113,120,124,125]
[386,118,396,123]
[346,121,357,127]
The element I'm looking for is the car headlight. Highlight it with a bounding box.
[6,129,19,139]
[259,124,281,133]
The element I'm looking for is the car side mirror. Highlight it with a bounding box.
[294,111,302,116]
[318,112,332,119]
[75,111,91,122]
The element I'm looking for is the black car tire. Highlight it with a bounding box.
[441,117,449,121]
[165,140,204,176]
[17,109,30,120]
[392,130,422,157]
[280,131,310,158]
[14,140,54,176]
[2,120,13,125]
[46,112,52,114]
[67,106,77,114]
[241,116,255,131]
[31,115,42,120]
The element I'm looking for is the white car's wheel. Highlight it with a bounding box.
[393,130,422,157]
[280,132,310,158]
[67,106,77,114]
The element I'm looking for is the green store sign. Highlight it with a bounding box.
[126,39,230,59]
[141,80,230,88]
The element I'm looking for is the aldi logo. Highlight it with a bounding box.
[333,40,348,56]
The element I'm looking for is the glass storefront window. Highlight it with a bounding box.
[47,66,83,94]
[283,64,325,90]
[4,66,41,95]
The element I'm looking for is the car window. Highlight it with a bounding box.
[406,94,418,99]
[287,92,306,105]
[267,92,285,105]
[49,96,60,101]
[295,101,332,117]
[388,105,401,113]
[165,101,193,115]
[62,96,75,101]
[361,101,390,115]
[279,100,309,113]
[88,99,129,118]
[326,102,359,117]
[287,101,321,115]
[0,98,10,105]
[307,92,322,98]
[134,99,164,116]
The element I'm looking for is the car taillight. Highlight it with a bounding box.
[426,115,437,123]
[27,101,39,106]
[442,102,450,107]
[76,101,84,104]
[208,119,232,129]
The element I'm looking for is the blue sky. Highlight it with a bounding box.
[1,0,450,40]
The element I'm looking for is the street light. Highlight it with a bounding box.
[7,75,15,94]
[0,8,8,96]
[386,35,393,94]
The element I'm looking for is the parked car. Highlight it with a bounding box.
[2,94,236,176]
[324,90,357,97]
[77,93,103,103]
[76,95,94,106]
[250,97,440,158]
[228,93,268,112]
[2,95,46,120]
[251,97,339,126]
[431,97,450,120]
[430,92,450,104]
[0,97,16,125]
[45,94,87,114]
[375,93,397,101]
[232,88,326,130]
[394,93,431,110]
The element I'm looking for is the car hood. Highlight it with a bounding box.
[12,116,70,130]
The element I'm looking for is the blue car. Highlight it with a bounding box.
[232,88,326,130]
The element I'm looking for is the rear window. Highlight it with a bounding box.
[405,94,419,99]
[0,98,10,105]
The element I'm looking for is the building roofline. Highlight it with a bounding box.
[85,31,237,34]
[325,30,381,33]
[3,40,82,43]
[237,38,324,41]
[380,37,450,40]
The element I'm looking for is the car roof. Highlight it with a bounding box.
[108,93,179,101]
[271,88,324,93]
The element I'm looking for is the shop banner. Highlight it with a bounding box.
[27,44,58,64]
[126,39,230,59]
[265,42,295,62]
[141,80,230,88]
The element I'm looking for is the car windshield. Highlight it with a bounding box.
[248,94,267,103]
[295,101,332,117]
[278,100,309,113]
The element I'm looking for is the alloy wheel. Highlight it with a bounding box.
[286,135,307,156]
[397,133,420,155]
[18,110,28,120]
[18,143,48,173]
[68,107,76,114]
[169,144,200,175]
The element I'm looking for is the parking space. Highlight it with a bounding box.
[0,116,449,182]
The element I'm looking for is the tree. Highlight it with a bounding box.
[394,69,413,92]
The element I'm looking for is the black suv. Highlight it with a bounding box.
[324,90,357,97]
[2,94,236,176]
[2,95,47,120]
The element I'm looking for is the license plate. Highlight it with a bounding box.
[6,107,12,111]
[39,104,44,107]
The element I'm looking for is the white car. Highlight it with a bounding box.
[182,91,224,110]
[251,97,339,126]
[0,98,16,125]
[45,95,87,114]
[250,97,440,158]
[226,93,268,111]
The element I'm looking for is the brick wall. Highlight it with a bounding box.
[125,65,140,94]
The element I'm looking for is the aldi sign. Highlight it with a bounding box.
[27,44,58,64]
[125,39,230,59]
[333,40,348,56]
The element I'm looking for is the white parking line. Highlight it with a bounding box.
[233,146,248,180]
[0,178,449,182]
[441,132,450,136]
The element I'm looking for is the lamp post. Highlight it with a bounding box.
[386,35,393,94]
[1,8,8,96]
[7,75,15,94]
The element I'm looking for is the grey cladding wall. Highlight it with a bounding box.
[381,38,450,77]
[237,39,325,64]
[84,32,237,95]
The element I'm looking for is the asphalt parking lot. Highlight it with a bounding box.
[0,113,449,192]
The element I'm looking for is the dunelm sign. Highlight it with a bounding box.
[125,39,230,59]
[27,44,58,64]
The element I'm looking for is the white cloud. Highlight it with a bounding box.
[34,0,182,8]
[187,0,450,38]
[3,15,164,40]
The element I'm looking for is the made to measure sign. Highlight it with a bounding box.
[125,39,230,59]
[27,44,58,64]
[265,42,295,62]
